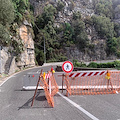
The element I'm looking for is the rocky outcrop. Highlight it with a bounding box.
[0,47,17,74]
[0,20,35,74]
[17,23,35,68]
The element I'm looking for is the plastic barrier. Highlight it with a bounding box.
[62,70,120,96]
[31,69,58,107]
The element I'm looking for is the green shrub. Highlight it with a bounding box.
[87,62,98,68]
[97,62,114,68]
[113,60,120,69]
[73,59,87,67]
[80,63,87,67]
[0,24,11,46]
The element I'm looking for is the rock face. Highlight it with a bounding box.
[0,47,18,74]
[0,21,35,74]
[17,24,35,67]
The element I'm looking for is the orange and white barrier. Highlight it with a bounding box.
[62,70,120,96]
[31,68,58,107]
[69,71,107,77]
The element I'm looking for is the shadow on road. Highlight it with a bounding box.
[18,90,51,110]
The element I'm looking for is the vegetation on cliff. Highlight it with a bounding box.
[1,0,120,66]
[0,0,34,58]
[33,0,120,65]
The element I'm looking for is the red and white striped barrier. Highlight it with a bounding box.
[69,71,107,78]
[45,73,52,79]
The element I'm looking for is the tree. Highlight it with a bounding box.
[0,24,10,46]
[34,4,63,63]
[56,0,64,11]
[73,11,81,20]
[42,4,56,26]
[62,23,74,46]
[92,15,114,39]
[0,0,14,26]
[0,0,15,46]
[107,37,117,55]
[35,4,56,30]
[94,0,113,19]
[72,19,89,50]
[12,0,29,22]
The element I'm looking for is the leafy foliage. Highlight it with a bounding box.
[94,0,113,18]
[62,23,74,46]
[73,59,87,67]
[56,0,64,11]
[87,60,120,69]
[0,0,14,46]
[34,4,66,65]
[73,59,120,69]
[73,11,81,20]
[87,62,98,68]
[72,19,89,50]
[0,0,34,63]
[1,0,120,65]
[92,15,114,39]
[12,0,29,22]
[0,24,11,46]
[0,0,14,26]
[106,37,118,55]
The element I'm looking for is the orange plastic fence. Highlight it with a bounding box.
[31,69,58,107]
[62,70,120,96]
[50,72,59,97]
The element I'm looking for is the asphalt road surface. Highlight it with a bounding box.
[1,65,120,120]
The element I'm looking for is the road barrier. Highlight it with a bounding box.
[26,69,120,107]
[31,69,58,107]
[61,70,120,96]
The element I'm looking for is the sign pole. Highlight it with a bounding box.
[44,37,46,63]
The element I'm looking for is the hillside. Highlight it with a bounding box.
[30,0,120,65]
[1,0,120,74]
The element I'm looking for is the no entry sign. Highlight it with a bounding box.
[62,61,73,73]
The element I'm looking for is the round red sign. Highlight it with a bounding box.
[62,61,73,73]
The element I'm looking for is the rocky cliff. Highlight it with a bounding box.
[18,21,35,67]
[30,0,120,62]
[0,20,35,74]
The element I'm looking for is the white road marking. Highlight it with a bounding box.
[0,76,14,87]
[37,70,40,73]
[58,92,99,120]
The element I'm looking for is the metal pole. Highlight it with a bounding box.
[0,46,2,74]
[44,37,46,63]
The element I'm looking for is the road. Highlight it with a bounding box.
[0,65,120,120]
